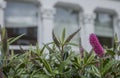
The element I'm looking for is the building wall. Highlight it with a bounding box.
[0,0,120,52]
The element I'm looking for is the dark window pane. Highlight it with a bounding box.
[9,50,27,54]
[6,27,37,45]
[97,36,113,48]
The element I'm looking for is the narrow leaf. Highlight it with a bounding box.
[101,60,116,76]
[45,44,55,54]
[52,30,60,48]
[86,52,95,65]
[90,65,101,78]
[39,58,52,74]
[8,34,25,45]
[65,28,80,44]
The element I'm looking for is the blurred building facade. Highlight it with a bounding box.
[0,0,120,52]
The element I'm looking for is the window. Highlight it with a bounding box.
[5,2,38,46]
[54,7,80,45]
[7,27,37,45]
[95,12,114,48]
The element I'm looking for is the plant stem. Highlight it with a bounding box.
[61,45,64,61]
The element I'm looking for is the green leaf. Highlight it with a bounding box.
[35,44,45,56]
[40,46,45,56]
[58,61,66,73]
[8,34,25,45]
[39,58,52,74]
[90,65,101,78]
[45,44,55,54]
[106,49,115,56]
[67,42,79,46]
[86,52,95,65]
[65,28,80,44]
[114,33,118,43]
[113,33,119,51]
[83,51,89,64]
[43,59,52,74]
[33,74,50,78]
[101,60,116,76]
[63,52,68,61]
[52,30,60,48]
[72,56,81,69]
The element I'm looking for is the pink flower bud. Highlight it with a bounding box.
[89,33,104,57]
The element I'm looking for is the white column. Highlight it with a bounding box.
[0,0,6,27]
[0,0,6,41]
[113,12,120,41]
[37,6,43,47]
[82,12,96,52]
[116,18,120,41]
[41,7,56,44]
[78,12,86,51]
[0,0,6,55]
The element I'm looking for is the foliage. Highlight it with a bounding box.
[0,28,120,78]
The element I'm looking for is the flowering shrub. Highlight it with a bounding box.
[0,28,120,78]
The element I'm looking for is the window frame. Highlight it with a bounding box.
[4,1,40,50]
[95,11,115,48]
[54,6,81,52]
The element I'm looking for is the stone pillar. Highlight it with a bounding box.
[37,6,43,48]
[0,0,6,41]
[0,0,6,55]
[41,7,56,44]
[116,18,120,41]
[113,12,120,41]
[82,12,96,52]
[0,0,6,27]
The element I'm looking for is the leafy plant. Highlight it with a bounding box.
[0,28,120,78]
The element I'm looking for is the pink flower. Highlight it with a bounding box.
[89,33,104,57]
